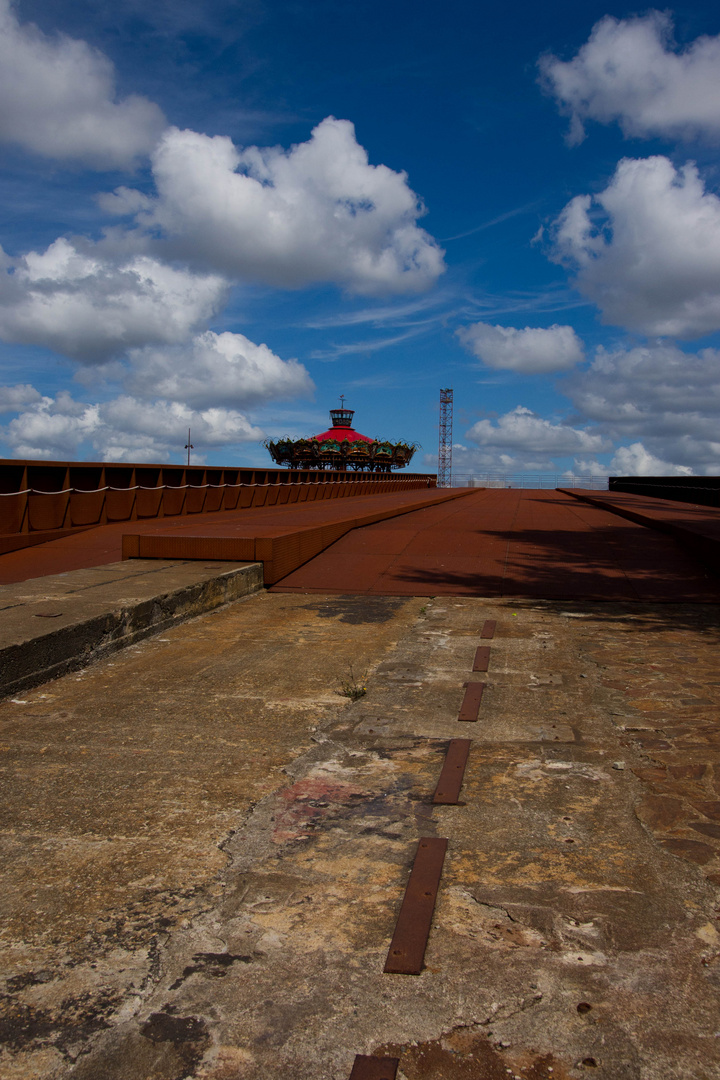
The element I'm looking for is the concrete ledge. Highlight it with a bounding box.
[0,558,262,698]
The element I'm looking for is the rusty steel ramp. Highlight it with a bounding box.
[271,488,720,601]
[120,487,470,585]
[0,487,469,586]
[560,487,720,574]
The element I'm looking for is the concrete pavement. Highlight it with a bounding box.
[2,590,720,1079]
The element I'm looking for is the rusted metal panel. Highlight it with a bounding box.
[2,487,469,587]
[268,487,720,601]
[121,534,140,559]
[130,535,256,562]
[480,619,496,639]
[432,739,471,805]
[384,837,448,975]
[458,681,485,721]
[27,491,69,532]
[349,1055,399,1079]
[472,645,490,671]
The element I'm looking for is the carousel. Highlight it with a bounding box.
[264,401,417,472]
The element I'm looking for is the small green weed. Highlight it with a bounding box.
[338,664,367,702]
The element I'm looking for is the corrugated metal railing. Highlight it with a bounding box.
[0,457,437,552]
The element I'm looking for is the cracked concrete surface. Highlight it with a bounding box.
[2,593,720,1078]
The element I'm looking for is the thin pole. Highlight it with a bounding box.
[184,428,194,467]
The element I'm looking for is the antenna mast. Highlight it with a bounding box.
[438,388,453,488]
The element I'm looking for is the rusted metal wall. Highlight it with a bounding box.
[0,458,437,554]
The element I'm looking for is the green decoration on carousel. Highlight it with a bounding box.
[264,401,419,472]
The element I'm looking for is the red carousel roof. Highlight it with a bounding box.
[265,401,416,471]
[312,407,373,443]
[313,425,373,443]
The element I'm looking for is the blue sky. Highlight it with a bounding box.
[1,0,720,476]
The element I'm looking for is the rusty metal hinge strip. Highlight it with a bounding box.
[432,738,472,804]
[384,836,448,975]
[349,1055,399,1079]
[458,681,485,721]
[473,645,491,671]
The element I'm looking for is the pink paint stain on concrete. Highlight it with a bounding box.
[272,777,366,843]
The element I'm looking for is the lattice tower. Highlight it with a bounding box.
[438,387,453,487]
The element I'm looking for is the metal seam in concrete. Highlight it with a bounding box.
[383,837,449,975]
[432,739,472,806]
[348,1054,399,1079]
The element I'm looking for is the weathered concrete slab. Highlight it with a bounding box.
[0,559,262,698]
[2,593,720,1078]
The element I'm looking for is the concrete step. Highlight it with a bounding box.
[0,558,262,698]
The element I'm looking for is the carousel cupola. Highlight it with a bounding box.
[329,406,355,429]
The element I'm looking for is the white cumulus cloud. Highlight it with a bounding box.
[540,12,720,144]
[0,0,166,167]
[457,321,584,373]
[552,156,720,337]
[6,390,263,462]
[567,459,606,476]
[0,383,42,412]
[6,391,100,458]
[119,117,444,295]
[96,186,154,216]
[444,446,562,473]
[0,326,311,460]
[465,405,609,456]
[0,238,227,362]
[125,331,314,409]
[610,442,694,476]
[0,115,445,370]
[102,396,262,449]
[563,342,720,474]
[565,343,720,429]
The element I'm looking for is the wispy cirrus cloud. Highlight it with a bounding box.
[302,293,449,329]
[459,284,591,321]
[439,201,540,242]
[309,326,429,361]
